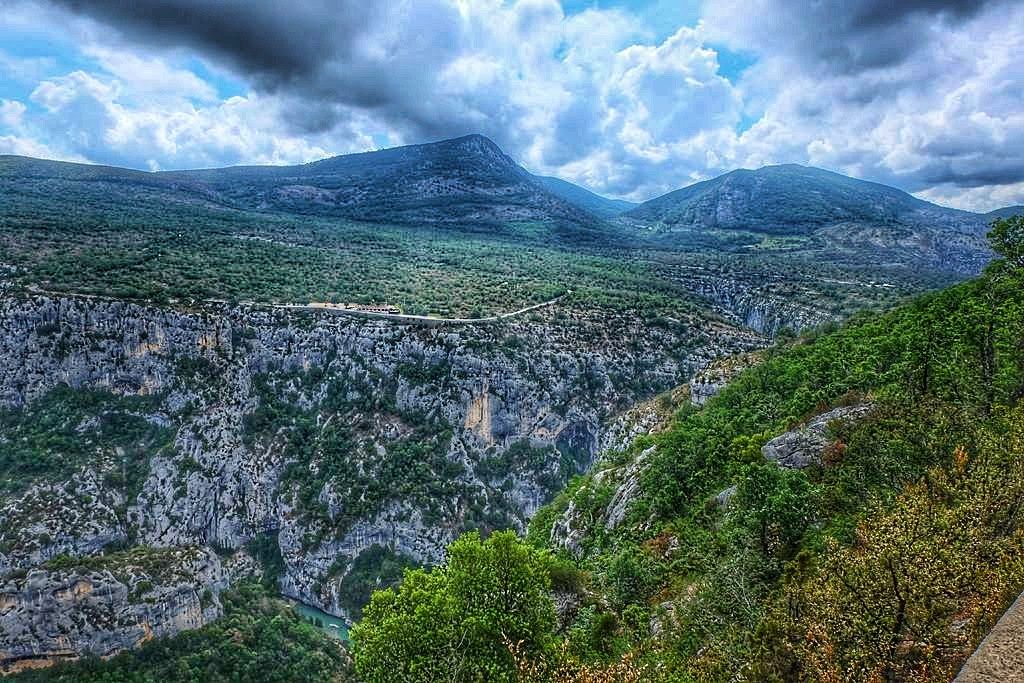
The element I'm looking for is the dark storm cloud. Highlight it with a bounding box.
[918,160,1024,190]
[53,0,370,81]
[47,0,472,137]
[845,0,989,28]
[710,0,1005,75]
[824,1,985,73]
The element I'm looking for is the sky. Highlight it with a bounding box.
[0,0,1021,211]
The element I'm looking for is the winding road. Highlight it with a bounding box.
[277,292,570,326]
[24,286,570,326]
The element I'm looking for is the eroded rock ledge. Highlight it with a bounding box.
[0,546,226,673]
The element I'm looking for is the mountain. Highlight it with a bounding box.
[0,135,609,235]
[162,134,600,228]
[988,205,1024,220]
[625,163,993,274]
[0,145,1003,268]
[0,133,1014,680]
[627,164,984,234]
[0,141,996,336]
[531,175,637,218]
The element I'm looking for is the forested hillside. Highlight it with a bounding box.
[347,217,1024,682]
[0,0,1018,676]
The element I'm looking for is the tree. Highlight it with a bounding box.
[351,531,557,683]
[734,461,816,563]
[988,215,1024,270]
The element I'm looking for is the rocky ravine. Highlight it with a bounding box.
[0,293,767,668]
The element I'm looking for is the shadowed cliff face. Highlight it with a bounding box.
[0,293,761,642]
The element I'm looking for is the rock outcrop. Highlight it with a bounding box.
[689,352,762,407]
[0,547,226,673]
[550,445,656,559]
[761,404,874,469]
[603,446,654,531]
[685,276,833,337]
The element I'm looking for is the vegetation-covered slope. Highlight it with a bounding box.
[627,164,983,235]
[350,219,1024,682]
[986,206,1024,220]
[1,135,606,236]
[160,134,602,229]
[0,155,962,342]
[0,140,990,323]
[532,175,637,219]
[0,142,1012,681]
[0,154,687,316]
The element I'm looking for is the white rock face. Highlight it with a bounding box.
[0,547,227,673]
[713,484,738,510]
[603,446,655,531]
[550,445,656,559]
[681,276,833,337]
[688,352,762,407]
[0,293,763,634]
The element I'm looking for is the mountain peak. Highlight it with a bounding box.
[431,133,510,163]
[445,132,500,147]
[756,162,808,171]
[397,133,509,159]
[629,162,926,229]
[150,132,597,230]
[301,133,508,169]
[625,162,991,274]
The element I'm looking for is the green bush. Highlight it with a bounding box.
[351,531,556,683]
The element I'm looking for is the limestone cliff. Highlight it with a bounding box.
[0,546,226,673]
[0,291,760,650]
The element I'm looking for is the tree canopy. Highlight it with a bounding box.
[989,214,1024,270]
[351,531,557,683]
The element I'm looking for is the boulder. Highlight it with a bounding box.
[762,404,873,469]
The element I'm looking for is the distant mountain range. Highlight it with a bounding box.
[1,134,1016,274]
[0,135,604,235]
[531,175,637,218]
[987,205,1024,220]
